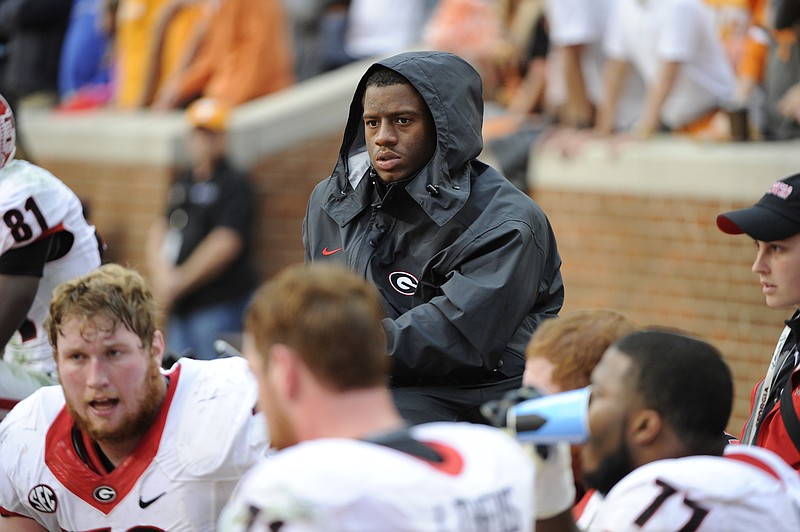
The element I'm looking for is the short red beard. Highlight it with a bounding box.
[68,360,165,446]
[264,383,297,451]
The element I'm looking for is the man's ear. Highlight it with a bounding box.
[268,344,301,399]
[151,330,166,367]
[628,408,662,447]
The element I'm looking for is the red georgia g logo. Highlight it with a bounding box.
[93,485,117,503]
[389,271,418,296]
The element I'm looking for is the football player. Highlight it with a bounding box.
[219,263,535,531]
[0,93,101,380]
[582,330,800,530]
[0,264,268,531]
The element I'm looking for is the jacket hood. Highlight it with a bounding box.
[324,51,485,227]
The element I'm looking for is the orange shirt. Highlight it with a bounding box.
[114,0,168,108]
[114,0,206,108]
[736,0,796,83]
[173,0,295,106]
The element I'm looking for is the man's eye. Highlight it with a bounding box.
[397,117,411,125]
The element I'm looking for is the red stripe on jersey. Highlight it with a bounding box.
[44,364,182,514]
[0,398,19,411]
[81,428,110,476]
[38,222,65,240]
[421,441,464,475]
[725,451,781,481]
[573,488,597,521]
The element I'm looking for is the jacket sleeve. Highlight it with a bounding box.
[302,183,321,264]
[384,220,560,378]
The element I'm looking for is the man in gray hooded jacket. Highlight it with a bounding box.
[303,50,564,424]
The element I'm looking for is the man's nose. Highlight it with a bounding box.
[375,122,397,145]
[86,357,110,388]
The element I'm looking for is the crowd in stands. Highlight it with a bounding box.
[479,0,800,186]
[0,0,796,149]
[0,0,796,164]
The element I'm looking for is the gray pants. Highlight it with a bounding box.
[392,375,523,425]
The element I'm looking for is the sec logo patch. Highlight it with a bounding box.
[28,484,57,513]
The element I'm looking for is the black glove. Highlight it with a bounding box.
[481,385,551,458]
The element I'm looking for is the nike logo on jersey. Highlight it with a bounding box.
[322,247,342,256]
[138,492,166,509]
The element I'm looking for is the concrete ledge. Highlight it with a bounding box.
[19,57,375,169]
[19,107,186,167]
[227,60,367,169]
[532,135,800,201]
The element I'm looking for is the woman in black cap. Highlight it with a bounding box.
[717,172,800,471]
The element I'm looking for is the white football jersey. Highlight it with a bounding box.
[0,159,101,374]
[219,422,535,531]
[0,357,268,531]
[0,360,54,421]
[589,445,800,531]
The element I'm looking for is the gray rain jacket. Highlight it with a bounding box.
[303,51,564,386]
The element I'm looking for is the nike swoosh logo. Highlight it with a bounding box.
[321,247,342,256]
[139,492,166,509]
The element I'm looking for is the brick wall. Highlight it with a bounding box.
[531,188,786,433]
[38,160,173,268]
[37,132,341,282]
[530,136,800,435]
[248,134,342,279]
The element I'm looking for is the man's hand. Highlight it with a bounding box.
[481,386,545,430]
[149,265,182,313]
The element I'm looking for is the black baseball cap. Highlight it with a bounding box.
[717,173,800,241]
